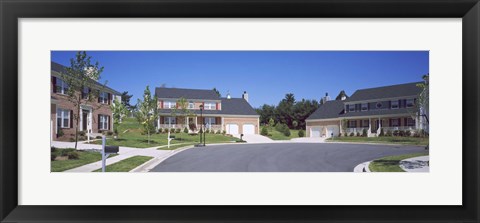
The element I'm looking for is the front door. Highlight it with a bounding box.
[82,109,89,131]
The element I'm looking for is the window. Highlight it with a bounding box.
[56,78,69,94]
[361,103,368,111]
[82,87,89,99]
[406,118,416,126]
[390,119,399,127]
[188,102,195,109]
[99,91,108,104]
[406,99,415,108]
[99,115,109,130]
[56,109,70,128]
[391,100,399,109]
[376,102,382,108]
[348,105,355,112]
[204,102,216,110]
[348,120,357,128]
[164,101,176,109]
[204,117,216,124]
[165,117,176,125]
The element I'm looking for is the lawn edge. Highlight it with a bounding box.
[130,145,195,172]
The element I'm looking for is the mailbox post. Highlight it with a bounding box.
[101,136,119,172]
[167,131,174,149]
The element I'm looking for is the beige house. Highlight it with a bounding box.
[306,82,428,138]
[155,88,260,135]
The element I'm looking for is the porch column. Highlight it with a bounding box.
[369,118,371,134]
[339,120,342,134]
[79,109,83,131]
[221,117,225,131]
[157,117,160,130]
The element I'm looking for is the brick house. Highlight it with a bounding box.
[155,88,260,135]
[51,62,121,141]
[306,82,428,138]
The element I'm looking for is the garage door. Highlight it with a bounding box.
[226,124,239,135]
[326,125,340,138]
[243,124,255,135]
[310,127,321,138]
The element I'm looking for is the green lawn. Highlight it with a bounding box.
[266,128,301,140]
[90,117,239,148]
[51,149,116,172]
[369,153,429,172]
[327,136,429,146]
[157,143,196,150]
[94,156,153,172]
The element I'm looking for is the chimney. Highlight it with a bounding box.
[226,91,231,99]
[322,92,330,104]
[341,95,346,101]
[242,91,249,102]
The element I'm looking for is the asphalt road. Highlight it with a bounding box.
[150,143,426,172]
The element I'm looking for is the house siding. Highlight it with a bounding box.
[223,117,259,134]
[306,120,340,137]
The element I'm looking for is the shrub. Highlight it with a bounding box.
[393,130,399,137]
[362,128,368,137]
[386,130,392,137]
[51,147,57,153]
[216,130,221,134]
[283,128,291,137]
[205,129,210,134]
[175,128,181,133]
[57,129,64,137]
[399,130,406,137]
[79,131,86,136]
[96,136,102,139]
[189,123,196,131]
[344,132,348,137]
[107,131,114,136]
[183,127,189,133]
[338,132,342,137]
[222,130,226,135]
[298,129,305,137]
[405,130,411,137]
[51,154,56,161]
[66,151,80,160]
[356,132,361,137]
[69,137,75,142]
[349,132,355,137]
[379,128,385,137]
[158,128,163,134]
[261,127,269,136]
[170,128,175,133]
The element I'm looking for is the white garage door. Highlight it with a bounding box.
[226,124,239,135]
[243,124,255,135]
[310,127,321,138]
[326,125,340,138]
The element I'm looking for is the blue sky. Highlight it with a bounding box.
[51,51,429,108]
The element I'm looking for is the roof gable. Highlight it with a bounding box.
[155,87,220,100]
[306,100,345,120]
[345,82,423,102]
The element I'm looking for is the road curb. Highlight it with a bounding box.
[353,161,372,172]
[130,145,194,172]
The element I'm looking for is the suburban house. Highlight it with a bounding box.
[51,62,121,141]
[306,82,427,138]
[155,88,260,135]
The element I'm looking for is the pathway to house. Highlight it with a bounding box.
[51,141,189,172]
[235,134,274,143]
[399,155,429,172]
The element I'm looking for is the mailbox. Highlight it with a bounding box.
[104,145,119,154]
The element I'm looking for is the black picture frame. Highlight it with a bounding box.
[1,0,479,222]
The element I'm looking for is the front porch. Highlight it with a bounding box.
[343,116,418,137]
[157,115,223,133]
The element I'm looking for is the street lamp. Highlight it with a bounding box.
[195,105,205,147]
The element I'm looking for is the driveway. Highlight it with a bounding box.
[150,143,426,172]
[235,134,273,143]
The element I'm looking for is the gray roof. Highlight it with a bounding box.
[306,100,345,120]
[339,108,413,118]
[155,88,220,100]
[51,61,121,95]
[345,82,423,102]
[158,98,258,116]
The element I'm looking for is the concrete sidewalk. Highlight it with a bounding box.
[400,155,429,172]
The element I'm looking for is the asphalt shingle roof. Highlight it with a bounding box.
[345,82,423,102]
[306,100,345,120]
[339,108,413,118]
[155,88,220,100]
[51,61,121,95]
[158,98,258,116]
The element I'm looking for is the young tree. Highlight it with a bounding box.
[59,51,105,149]
[171,97,194,128]
[136,86,158,144]
[212,87,221,97]
[416,74,429,135]
[110,99,128,139]
[268,118,275,129]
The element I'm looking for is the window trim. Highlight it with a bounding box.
[406,99,415,108]
[188,102,195,109]
[164,101,177,109]
[390,100,399,109]
[361,103,368,111]
[348,105,355,112]
[99,91,109,104]
[56,108,70,128]
[406,118,416,126]
[165,116,177,125]
[204,102,216,110]
[56,78,69,95]
[99,115,109,130]
[390,118,399,127]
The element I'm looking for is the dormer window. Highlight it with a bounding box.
[376,102,382,109]
[188,102,194,109]
[406,99,415,108]
[204,102,216,110]
[391,100,399,109]
[164,101,176,109]
[361,103,368,111]
[348,105,355,112]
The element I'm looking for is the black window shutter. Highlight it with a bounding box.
[98,91,101,103]
[52,76,57,93]
[70,110,73,128]
[98,114,101,131]
[108,93,111,105]
[108,116,111,130]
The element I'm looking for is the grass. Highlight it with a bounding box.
[157,143,196,150]
[369,152,429,172]
[90,117,240,148]
[94,156,153,172]
[266,128,301,140]
[51,148,116,172]
[326,136,429,146]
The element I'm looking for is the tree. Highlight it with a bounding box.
[135,86,158,144]
[268,118,275,128]
[416,74,429,135]
[335,90,349,100]
[212,87,221,97]
[120,91,135,110]
[110,98,128,139]
[256,104,276,125]
[59,51,105,150]
[171,97,194,128]
[276,93,296,128]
